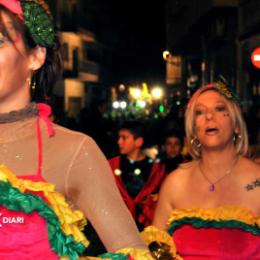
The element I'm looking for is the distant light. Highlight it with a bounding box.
[176,101,181,106]
[201,61,206,71]
[136,100,146,108]
[112,101,120,109]
[163,50,171,61]
[119,84,125,91]
[120,101,127,109]
[159,105,165,113]
[151,87,163,99]
[130,88,142,99]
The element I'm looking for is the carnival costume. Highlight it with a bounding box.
[0,103,155,260]
[141,81,260,260]
[0,0,156,258]
[169,206,260,259]
[109,156,165,229]
[142,206,260,259]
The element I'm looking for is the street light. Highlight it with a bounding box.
[163,50,171,61]
[151,87,163,100]
[129,87,142,99]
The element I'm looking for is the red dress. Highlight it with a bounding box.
[168,207,260,260]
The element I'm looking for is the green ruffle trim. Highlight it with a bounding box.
[168,217,260,236]
[98,252,128,260]
[0,181,85,260]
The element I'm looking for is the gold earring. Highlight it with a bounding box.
[190,137,201,149]
[233,133,242,145]
[30,74,36,97]
[31,79,36,91]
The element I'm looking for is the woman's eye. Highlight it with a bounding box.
[216,106,227,112]
[0,33,7,46]
[0,34,4,45]
[195,109,205,116]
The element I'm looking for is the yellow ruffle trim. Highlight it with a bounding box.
[116,247,154,260]
[168,206,260,228]
[0,165,89,247]
[73,249,154,260]
[141,226,182,259]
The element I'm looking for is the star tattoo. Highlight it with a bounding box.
[245,184,254,191]
[245,178,260,191]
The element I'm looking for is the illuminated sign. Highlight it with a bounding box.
[251,47,260,69]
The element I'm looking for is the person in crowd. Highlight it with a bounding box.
[0,1,154,259]
[109,121,166,230]
[158,128,186,174]
[151,81,260,259]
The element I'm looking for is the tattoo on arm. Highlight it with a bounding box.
[245,178,260,191]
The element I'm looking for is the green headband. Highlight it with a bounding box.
[21,0,55,47]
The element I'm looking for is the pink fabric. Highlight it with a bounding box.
[0,206,58,259]
[0,104,58,258]
[173,224,260,260]
[37,103,55,137]
[0,0,24,20]
[18,103,54,181]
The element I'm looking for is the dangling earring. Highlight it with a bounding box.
[233,133,242,145]
[30,74,36,98]
[31,78,36,91]
[190,137,201,149]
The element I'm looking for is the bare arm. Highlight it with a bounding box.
[152,174,175,231]
[65,136,145,252]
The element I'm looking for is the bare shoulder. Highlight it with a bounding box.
[239,156,260,179]
[161,161,195,191]
[238,157,260,213]
[44,123,102,159]
[49,123,97,147]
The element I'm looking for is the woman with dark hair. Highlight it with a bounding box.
[0,1,153,259]
[145,81,260,259]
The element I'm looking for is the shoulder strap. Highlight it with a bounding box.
[35,103,55,177]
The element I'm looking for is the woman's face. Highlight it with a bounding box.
[0,10,31,111]
[193,90,234,151]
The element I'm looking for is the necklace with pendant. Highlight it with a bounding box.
[199,157,239,192]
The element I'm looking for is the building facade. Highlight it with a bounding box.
[51,0,110,118]
[165,0,260,110]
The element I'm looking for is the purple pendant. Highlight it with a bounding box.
[209,184,215,191]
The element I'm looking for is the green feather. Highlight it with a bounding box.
[21,0,55,47]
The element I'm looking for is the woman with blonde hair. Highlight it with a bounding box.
[151,80,260,259]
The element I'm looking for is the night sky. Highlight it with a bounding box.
[81,0,167,85]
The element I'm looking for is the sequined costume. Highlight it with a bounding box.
[0,103,150,259]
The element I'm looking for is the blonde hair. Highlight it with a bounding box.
[185,85,248,159]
